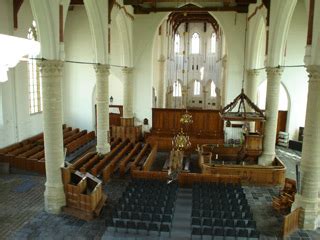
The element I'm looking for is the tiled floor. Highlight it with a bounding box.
[1,147,320,239]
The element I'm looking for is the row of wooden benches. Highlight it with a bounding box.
[68,138,158,183]
[0,125,96,175]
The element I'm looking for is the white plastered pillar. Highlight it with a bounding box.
[221,56,227,107]
[292,65,320,230]
[258,67,283,166]
[246,69,261,132]
[157,56,166,108]
[246,69,261,104]
[39,60,66,214]
[122,67,134,119]
[95,64,110,154]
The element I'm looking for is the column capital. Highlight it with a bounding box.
[122,66,133,74]
[94,64,110,74]
[306,65,320,79]
[37,60,64,75]
[266,67,284,76]
[247,69,261,77]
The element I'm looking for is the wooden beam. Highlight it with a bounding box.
[70,0,84,5]
[13,0,24,29]
[307,0,315,45]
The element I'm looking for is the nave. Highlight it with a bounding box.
[1,147,319,240]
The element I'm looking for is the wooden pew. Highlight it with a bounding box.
[71,152,96,171]
[111,138,121,148]
[91,139,130,176]
[18,145,43,158]
[0,142,22,154]
[142,144,158,171]
[102,142,133,182]
[63,128,80,139]
[80,155,100,173]
[131,144,151,171]
[66,131,95,154]
[119,143,142,177]
[29,149,45,160]
[64,130,87,145]
[8,144,34,156]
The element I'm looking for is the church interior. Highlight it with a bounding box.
[0,0,320,239]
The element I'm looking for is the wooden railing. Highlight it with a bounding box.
[283,208,301,237]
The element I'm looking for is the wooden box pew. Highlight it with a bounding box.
[6,144,35,169]
[17,145,43,158]
[63,128,80,139]
[29,149,45,160]
[130,143,151,171]
[66,131,95,155]
[36,158,46,175]
[71,152,96,171]
[90,139,130,177]
[141,144,158,171]
[110,138,121,148]
[36,127,77,145]
[80,155,100,173]
[119,143,143,177]
[102,142,134,182]
[16,145,44,171]
[0,142,22,155]
[64,130,87,146]
[22,133,44,145]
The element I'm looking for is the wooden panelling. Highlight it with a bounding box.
[283,208,301,237]
[201,157,286,185]
[147,108,224,150]
[151,108,224,137]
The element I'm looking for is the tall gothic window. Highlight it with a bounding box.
[210,81,217,97]
[173,81,182,97]
[191,33,200,54]
[174,33,180,53]
[27,20,42,114]
[211,33,216,53]
[194,80,200,95]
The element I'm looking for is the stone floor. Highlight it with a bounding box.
[1,146,320,240]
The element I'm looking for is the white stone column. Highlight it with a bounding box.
[122,67,134,119]
[203,88,208,109]
[157,56,165,108]
[246,69,261,104]
[258,67,283,166]
[95,64,110,154]
[246,69,261,132]
[39,60,66,214]
[292,65,320,230]
[221,56,227,107]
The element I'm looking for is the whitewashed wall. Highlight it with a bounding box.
[0,0,44,147]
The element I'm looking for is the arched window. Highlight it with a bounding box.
[191,33,200,54]
[194,80,200,95]
[210,81,217,97]
[174,33,180,53]
[173,81,182,97]
[211,33,216,53]
[257,80,289,110]
[27,20,42,114]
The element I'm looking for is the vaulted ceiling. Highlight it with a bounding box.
[123,0,257,14]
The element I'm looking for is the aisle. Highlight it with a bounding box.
[170,187,193,239]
